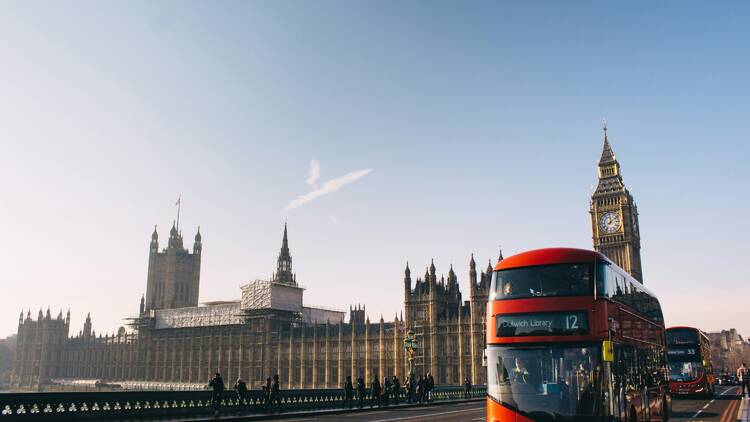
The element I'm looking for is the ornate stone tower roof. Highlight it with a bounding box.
[273,223,296,285]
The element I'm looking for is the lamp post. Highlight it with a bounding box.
[403,330,418,381]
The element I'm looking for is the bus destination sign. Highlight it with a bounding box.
[667,349,697,357]
[496,311,589,337]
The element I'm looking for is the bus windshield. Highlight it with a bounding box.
[487,345,605,420]
[667,329,698,346]
[492,263,593,300]
[669,361,703,382]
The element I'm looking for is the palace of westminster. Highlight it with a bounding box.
[10,128,644,390]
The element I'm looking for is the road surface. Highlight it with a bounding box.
[270,386,743,421]
[270,401,485,422]
[671,385,742,422]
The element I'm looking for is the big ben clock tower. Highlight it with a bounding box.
[590,124,644,283]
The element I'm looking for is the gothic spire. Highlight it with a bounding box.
[599,124,616,165]
[274,223,294,285]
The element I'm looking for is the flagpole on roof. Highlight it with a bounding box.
[175,194,182,231]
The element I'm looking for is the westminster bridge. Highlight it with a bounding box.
[0,385,486,421]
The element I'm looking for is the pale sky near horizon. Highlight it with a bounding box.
[1,1,748,339]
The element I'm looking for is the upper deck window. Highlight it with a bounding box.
[667,329,699,346]
[491,263,593,300]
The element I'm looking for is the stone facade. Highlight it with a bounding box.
[145,223,201,311]
[11,225,490,390]
[590,125,644,282]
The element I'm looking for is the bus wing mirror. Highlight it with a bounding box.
[602,340,614,362]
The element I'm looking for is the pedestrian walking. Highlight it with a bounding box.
[234,378,248,409]
[463,377,472,399]
[383,376,392,406]
[392,376,401,405]
[416,375,424,403]
[344,375,354,409]
[426,373,435,402]
[370,374,382,408]
[262,377,272,411]
[738,363,749,397]
[356,376,366,408]
[208,372,224,417]
[268,374,282,413]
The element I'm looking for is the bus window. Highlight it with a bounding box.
[596,263,616,298]
[492,263,594,300]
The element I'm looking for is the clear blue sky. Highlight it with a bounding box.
[1,1,748,339]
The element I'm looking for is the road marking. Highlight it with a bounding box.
[365,407,484,422]
[691,386,738,420]
[720,392,741,422]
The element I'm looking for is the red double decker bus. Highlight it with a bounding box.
[666,326,714,397]
[486,248,670,422]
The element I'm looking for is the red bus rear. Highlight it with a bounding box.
[486,248,670,422]
[666,327,715,397]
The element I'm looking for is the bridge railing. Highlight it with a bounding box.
[0,385,486,420]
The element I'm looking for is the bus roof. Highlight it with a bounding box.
[495,247,609,271]
[667,326,709,341]
[494,247,660,300]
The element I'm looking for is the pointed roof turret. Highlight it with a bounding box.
[273,223,295,285]
[282,222,289,251]
[469,253,476,269]
[405,261,411,277]
[170,221,178,237]
[151,225,158,240]
[194,226,202,242]
[430,258,436,275]
[594,123,626,193]
[599,122,617,165]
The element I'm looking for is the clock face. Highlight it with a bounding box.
[599,211,621,234]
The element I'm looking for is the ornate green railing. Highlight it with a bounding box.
[0,385,486,420]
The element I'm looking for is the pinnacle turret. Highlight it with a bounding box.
[274,223,295,285]
[599,125,616,165]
